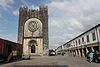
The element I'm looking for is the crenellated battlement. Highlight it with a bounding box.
[19,6,48,12]
[19,6,28,12]
[39,6,48,11]
[19,6,48,19]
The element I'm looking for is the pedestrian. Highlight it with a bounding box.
[88,51,94,63]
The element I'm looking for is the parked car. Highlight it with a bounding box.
[49,49,56,56]
[50,52,56,56]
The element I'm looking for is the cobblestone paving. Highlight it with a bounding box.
[0,55,100,67]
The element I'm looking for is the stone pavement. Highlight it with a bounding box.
[0,55,100,67]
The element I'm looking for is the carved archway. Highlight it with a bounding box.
[28,40,37,53]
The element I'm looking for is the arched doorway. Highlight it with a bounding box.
[31,45,35,53]
[29,40,37,54]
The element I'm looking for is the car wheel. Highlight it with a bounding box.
[95,59,98,63]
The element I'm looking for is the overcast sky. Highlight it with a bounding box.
[0,0,100,49]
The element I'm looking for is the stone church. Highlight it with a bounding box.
[17,6,49,58]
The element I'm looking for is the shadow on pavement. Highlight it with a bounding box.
[13,65,69,67]
[0,59,23,65]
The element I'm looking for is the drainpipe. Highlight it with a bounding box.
[96,28,100,52]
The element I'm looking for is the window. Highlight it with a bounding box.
[76,40,77,46]
[92,32,96,41]
[82,37,84,42]
[99,30,100,37]
[87,35,90,42]
[78,39,80,45]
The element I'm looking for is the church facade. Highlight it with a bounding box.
[17,6,49,58]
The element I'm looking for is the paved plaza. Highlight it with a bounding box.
[0,55,100,67]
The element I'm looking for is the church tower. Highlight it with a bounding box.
[17,6,49,58]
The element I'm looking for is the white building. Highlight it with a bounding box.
[63,24,100,57]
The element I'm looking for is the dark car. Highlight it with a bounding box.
[93,53,100,63]
[49,49,56,56]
